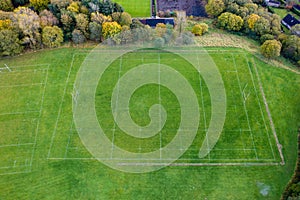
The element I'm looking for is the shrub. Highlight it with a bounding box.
[154,37,165,48]
[260,39,282,59]
[42,26,63,48]
[102,21,121,39]
[0,29,23,56]
[192,23,208,36]
[39,9,58,28]
[0,0,14,12]
[72,29,85,44]
[30,0,50,12]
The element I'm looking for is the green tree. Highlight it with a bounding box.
[119,12,132,26]
[218,12,244,31]
[260,34,274,44]
[30,0,50,12]
[12,7,41,49]
[0,29,23,56]
[102,21,122,39]
[205,0,225,17]
[254,17,270,36]
[260,39,281,59]
[281,35,300,62]
[0,0,14,12]
[192,23,208,36]
[42,26,63,48]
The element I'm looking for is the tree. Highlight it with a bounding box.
[281,35,300,62]
[60,12,75,40]
[119,12,132,26]
[0,19,12,30]
[75,13,89,38]
[102,21,122,39]
[12,0,29,7]
[260,34,274,44]
[12,7,41,49]
[30,0,50,12]
[0,0,14,12]
[39,9,59,28]
[155,23,167,37]
[42,26,63,48]
[0,29,23,56]
[67,1,79,13]
[91,12,112,24]
[254,17,270,36]
[50,0,70,8]
[192,23,208,36]
[218,12,244,31]
[247,14,260,30]
[205,0,225,17]
[291,24,300,37]
[260,39,281,59]
[72,29,85,44]
[89,22,101,41]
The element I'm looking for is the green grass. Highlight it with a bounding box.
[0,47,299,199]
[114,0,150,17]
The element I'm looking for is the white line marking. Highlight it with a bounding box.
[48,55,75,158]
[0,143,34,148]
[30,66,49,169]
[245,56,275,160]
[252,59,285,165]
[232,54,258,159]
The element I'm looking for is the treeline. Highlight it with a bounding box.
[0,0,200,57]
[0,0,136,56]
[205,0,300,66]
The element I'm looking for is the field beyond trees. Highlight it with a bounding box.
[0,46,299,199]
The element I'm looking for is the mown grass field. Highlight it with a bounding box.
[0,47,299,199]
[114,0,150,17]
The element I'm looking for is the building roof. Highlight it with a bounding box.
[293,4,300,11]
[281,14,300,28]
